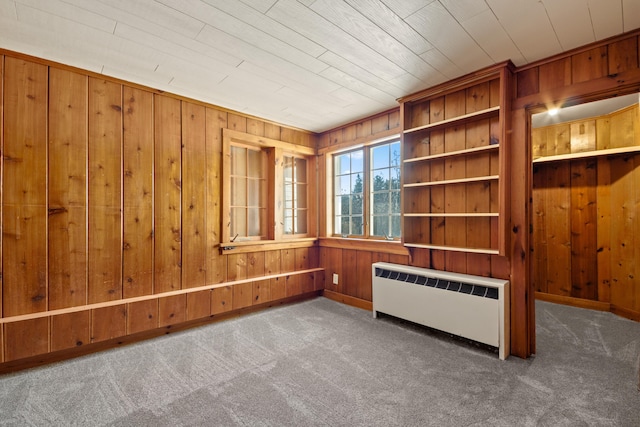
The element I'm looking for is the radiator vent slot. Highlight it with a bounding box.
[375,267,499,300]
[372,262,510,360]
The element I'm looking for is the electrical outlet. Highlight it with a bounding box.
[332,273,339,285]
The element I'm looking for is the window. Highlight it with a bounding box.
[332,138,401,239]
[222,129,315,246]
[283,155,308,235]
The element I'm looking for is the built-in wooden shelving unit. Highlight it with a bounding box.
[399,62,513,256]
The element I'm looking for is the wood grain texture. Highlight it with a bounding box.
[158,295,187,327]
[3,58,48,316]
[154,95,182,293]
[123,87,154,298]
[127,299,158,335]
[253,279,271,305]
[4,318,49,361]
[88,77,123,304]
[91,305,126,343]
[186,290,211,321]
[211,286,233,315]
[182,102,207,289]
[48,67,88,310]
[51,311,90,352]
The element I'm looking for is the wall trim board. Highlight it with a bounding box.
[535,292,611,312]
[0,48,317,137]
[610,305,640,322]
[318,237,410,256]
[0,292,322,375]
[0,268,324,325]
[322,290,372,311]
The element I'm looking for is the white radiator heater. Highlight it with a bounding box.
[372,262,510,360]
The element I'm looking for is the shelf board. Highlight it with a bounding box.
[404,106,500,135]
[404,175,499,188]
[404,242,499,255]
[404,212,499,217]
[404,144,498,163]
[532,145,640,163]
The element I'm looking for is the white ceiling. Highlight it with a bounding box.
[1,0,639,133]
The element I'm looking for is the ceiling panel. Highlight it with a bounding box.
[0,0,637,132]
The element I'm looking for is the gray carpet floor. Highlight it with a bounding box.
[0,297,639,426]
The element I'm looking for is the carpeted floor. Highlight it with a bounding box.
[0,297,639,426]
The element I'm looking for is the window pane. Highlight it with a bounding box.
[390,142,401,167]
[372,144,389,170]
[247,178,261,207]
[247,148,262,178]
[231,207,246,237]
[351,173,363,194]
[340,195,350,215]
[231,177,247,206]
[341,216,350,235]
[351,216,363,235]
[390,167,401,189]
[351,150,364,173]
[248,208,261,236]
[391,190,401,214]
[295,158,307,182]
[336,154,350,175]
[352,194,363,215]
[284,215,293,235]
[296,211,307,234]
[296,184,307,209]
[284,156,293,182]
[391,215,401,238]
[373,192,389,214]
[339,176,351,195]
[230,146,246,176]
[373,169,389,191]
[372,216,389,237]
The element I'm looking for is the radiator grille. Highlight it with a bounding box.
[375,267,499,300]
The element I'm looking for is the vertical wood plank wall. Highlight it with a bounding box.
[0,51,320,366]
[515,31,640,328]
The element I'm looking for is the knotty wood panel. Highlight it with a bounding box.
[265,250,281,274]
[253,279,270,305]
[3,58,48,316]
[88,77,122,304]
[270,276,286,301]
[48,67,88,310]
[127,299,158,335]
[300,272,315,293]
[158,295,187,327]
[596,158,611,303]
[429,97,446,270]
[91,305,126,343]
[281,248,295,273]
[154,95,182,293]
[4,318,49,362]
[205,108,227,285]
[233,282,253,309]
[211,286,233,315]
[51,311,90,352]
[187,290,210,321]
[123,86,154,298]
[356,250,373,300]
[320,247,342,292]
[227,253,247,281]
[569,160,597,300]
[342,249,358,297]
[284,274,301,297]
[571,47,608,84]
[182,102,207,289]
[607,36,638,74]
[247,252,265,278]
[227,113,247,132]
[538,57,572,92]
[0,54,3,322]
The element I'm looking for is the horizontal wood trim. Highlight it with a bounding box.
[610,304,640,322]
[317,129,400,155]
[223,128,316,155]
[404,106,500,134]
[322,290,372,311]
[0,268,324,325]
[404,175,499,187]
[0,292,322,375]
[404,144,499,163]
[532,145,640,163]
[319,237,410,255]
[220,238,318,254]
[404,213,499,217]
[404,243,499,255]
[535,292,610,312]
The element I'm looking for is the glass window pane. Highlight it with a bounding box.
[341,195,350,215]
[352,194,363,215]
[339,176,351,195]
[247,148,262,178]
[231,207,246,237]
[248,208,261,236]
[372,145,389,170]
[351,216,363,235]
[390,142,401,167]
[372,216,389,237]
[341,216,350,235]
[351,150,364,173]
[390,167,401,189]
[296,184,307,208]
[295,158,307,182]
[247,178,261,207]
[351,173,363,194]
[231,177,247,206]
[373,192,389,214]
[296,211,307,234]
[230,146,246,176]
[373,169,389,191]
[391,215,401,238]
[336,154,350,175]
[391,190,401,214]
[284,156,293,182]
[284,215,293,235]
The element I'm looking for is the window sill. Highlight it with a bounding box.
[319,237,409,255]
[220,237,318,254]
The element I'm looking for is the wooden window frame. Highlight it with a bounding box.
[221,129,316,250]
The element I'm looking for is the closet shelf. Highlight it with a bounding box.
[404,143,499,163]
[532,145,640,163]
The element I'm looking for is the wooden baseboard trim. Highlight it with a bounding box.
[611,304,640,322]
[0,291,321,375]
[322,290,373,311]
[535,292,611,312]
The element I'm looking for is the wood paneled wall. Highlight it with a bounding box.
[0,51,320,366]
